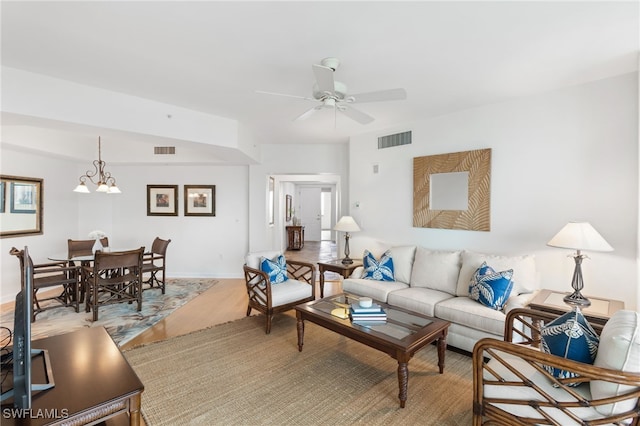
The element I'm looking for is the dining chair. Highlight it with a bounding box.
[9,247,80,321]
[86,247,145,321]
[142,237,171,294]
[67,237,109,303]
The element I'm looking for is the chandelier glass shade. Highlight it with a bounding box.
[73,137,121,194]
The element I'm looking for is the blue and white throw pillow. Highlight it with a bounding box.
[260,254,288,284]
[362,250,395,282]
[468,262,514,310]
[540,309,599,385]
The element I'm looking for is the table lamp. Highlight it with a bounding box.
[547,222,613,309]
[334,216,361,265]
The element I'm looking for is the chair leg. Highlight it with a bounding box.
[265,314,272,334]
[246,305,252,317]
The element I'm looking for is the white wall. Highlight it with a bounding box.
[349,73,639,309]
[0,145,249,303]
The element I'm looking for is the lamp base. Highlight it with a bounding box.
[563,291,591,309]
[341,257,353,265]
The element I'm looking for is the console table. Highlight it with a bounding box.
[286,226,305,250]
[1,327,143,425]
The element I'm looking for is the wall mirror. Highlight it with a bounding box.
[413,148,491,231]
[1,175,43,238]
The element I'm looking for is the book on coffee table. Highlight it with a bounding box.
[350,302,383,313]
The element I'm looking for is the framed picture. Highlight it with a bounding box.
[147,185,178,216]
[184,185,216,216]
[1,175,43,238]
[11,182,38,213]
[285,194,292,221]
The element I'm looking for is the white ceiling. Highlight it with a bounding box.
[2,1,639,150]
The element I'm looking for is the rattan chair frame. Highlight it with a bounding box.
[243,258,316,334]
[472,307,640,425]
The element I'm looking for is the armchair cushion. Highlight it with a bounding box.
[468,262,514,310]
[362,250,395,282]
[270,279,313,307]
[540,309,599,383]
[260,254,288,284]
[592,310,640,417]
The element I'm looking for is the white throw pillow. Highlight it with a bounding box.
[387,246,416,284]
[456,251,537,296]
[410,248,461,295]
[591,310,640,417]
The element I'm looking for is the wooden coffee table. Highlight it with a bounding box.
[295,293,450,408]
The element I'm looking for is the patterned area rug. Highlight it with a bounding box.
[0,278,218,347]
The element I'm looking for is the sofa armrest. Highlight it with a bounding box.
[503,291,539,314]
[350,266,364,279]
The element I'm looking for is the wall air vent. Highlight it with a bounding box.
[378,131,412,149]
[154,146,176,155]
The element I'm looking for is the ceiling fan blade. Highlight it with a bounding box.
[340,105,375,124]
[256,90,314,101]
[349,88,407,103]
[312,64,335,95]
[294,106,320,121]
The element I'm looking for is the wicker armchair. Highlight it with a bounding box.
[472,308,640,425]
[243,251,315,334]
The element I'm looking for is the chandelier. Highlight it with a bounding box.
[73,137,121,194]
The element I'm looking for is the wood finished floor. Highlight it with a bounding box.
[121,240,340,350]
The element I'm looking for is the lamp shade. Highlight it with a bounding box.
[547,222,613,252]
[334,216,361,233]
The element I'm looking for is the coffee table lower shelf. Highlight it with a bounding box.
[295,294,451,408]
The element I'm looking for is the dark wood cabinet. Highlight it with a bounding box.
[286,226,305,250]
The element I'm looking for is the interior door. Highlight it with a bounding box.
[298,187,322,241]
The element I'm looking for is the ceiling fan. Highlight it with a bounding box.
[257,57,407,125]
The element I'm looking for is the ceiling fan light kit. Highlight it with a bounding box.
[257,57,407,125]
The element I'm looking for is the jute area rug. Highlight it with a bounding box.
[124,314,474,425]
[0,278,218,347]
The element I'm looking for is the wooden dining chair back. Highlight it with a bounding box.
[9,247,80,321]
[67,237,109,258]
[67,237,109,303]
[87,247,144,321]
[142,237,171,294]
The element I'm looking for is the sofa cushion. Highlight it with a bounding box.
[260,254,288,284]
[435,297,506,336]
[342,278,408,303]
[456,251,537,296]
[386,287,454,317]
[387,246,416,284]
[540,310,599,384]
[246,250,281,270]
[591,310,640,417]
[410,248,461,295]
[362,250,395,281]
[468,262,514,310]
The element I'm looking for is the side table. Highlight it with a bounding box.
[317,260,362,298]
[528,289,625,327]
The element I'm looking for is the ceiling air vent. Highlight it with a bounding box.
[154,146,176,155]
[378,131,412,149]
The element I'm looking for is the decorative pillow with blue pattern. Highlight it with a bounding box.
[540,309,599,385]
[468,261,514,310]
[362,250,395,282]
[260,254,288,284]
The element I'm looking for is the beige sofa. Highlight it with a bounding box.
[342,245,539,353]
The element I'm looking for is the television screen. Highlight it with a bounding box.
[1,246,54,410]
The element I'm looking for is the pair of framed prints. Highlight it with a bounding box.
[147,185,215,217]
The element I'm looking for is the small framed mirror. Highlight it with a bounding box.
[1,175,43,238]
